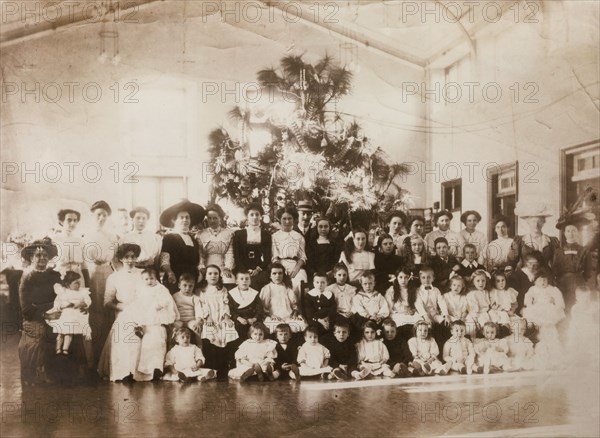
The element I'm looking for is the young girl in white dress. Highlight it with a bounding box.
[49,271,91,355]
[296,326,333,379]
[385,268,421,333]
[488,271,519,327]
[228,322,278,382]
[474,322,509,374]
[260,263,307,334]
[193,265,238,375]
[408,320,447,376]
[442,320,476,374]
[355,320,395,378]
[444,276,469,323]
[163,327,216,383]
[466,270,493,338]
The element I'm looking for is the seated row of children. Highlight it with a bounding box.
[167,316,537,383]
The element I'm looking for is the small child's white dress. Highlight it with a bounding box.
[195,286,239,347]
[408,337,445,374]
[444,293,468,322]
[355,339,394,376]
[297,342,332,376]
[49,284,91,337]
[466,289,493,327]
[489,287,518,326]
[162,344,216,381]
[260,283,307,333]
[522,285,565,327]
[385,287,421,327]
[474,338,509,369]
[228,339,278,379]
[443,336,475,371]
[408,337,444,373]
[506,333,535,371]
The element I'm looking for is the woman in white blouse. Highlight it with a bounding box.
[484,216,516,272]
[84,200,119,362]
[197,204,235,286]
[272,206,308,301]
[121,207,162,269]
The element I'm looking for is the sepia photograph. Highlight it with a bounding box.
[0,1,599,436]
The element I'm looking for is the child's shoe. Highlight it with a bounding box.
[152,369,163,381]
[331,368,346,381]
[178,372,194,383]
[289,364,301,381]
[239,368,255,382]
[382,368,396,378]
[422,362,431,374]
[357,368,370,380]
[398,363,411,377]
[199,369,216,382]
[134,326,144,339]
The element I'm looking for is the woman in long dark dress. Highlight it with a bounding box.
[159,200,205,293]
[232,203,272,291]
[18,239,61,385]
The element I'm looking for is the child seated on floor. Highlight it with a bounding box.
[304,272,337,334]
[295,326,332,379]
[350,272,390,333]
[326,263,357,325]
[505,318,536,372]
[272,323,301,381]
[321,320,359,381]
[260,263,307,334]
[442,320,476,375]
[381,318,413,378]
[162,327,216,383]
[474,322,509,374]
[408,320,447,376]
[355,320,396,379]
[228,322,278,382]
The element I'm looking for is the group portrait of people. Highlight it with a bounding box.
[14,194,599,386]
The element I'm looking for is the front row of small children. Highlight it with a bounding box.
[220,315,540,383]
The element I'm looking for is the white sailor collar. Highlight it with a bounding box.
[307,289,333,299]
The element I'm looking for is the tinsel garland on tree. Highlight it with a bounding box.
[208,54,410,229]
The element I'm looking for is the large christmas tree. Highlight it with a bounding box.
[208,54,409,230]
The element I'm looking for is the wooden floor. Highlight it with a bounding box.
[1,334,598,438]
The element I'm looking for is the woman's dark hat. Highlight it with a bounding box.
[21,238,58,261]
[159,199,205,228]
[90,200,112,215]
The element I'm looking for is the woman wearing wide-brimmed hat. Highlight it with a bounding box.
[159,199,205,292]
[84,200,119,363]
[511,202,559,269]
[18,238,62,385]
